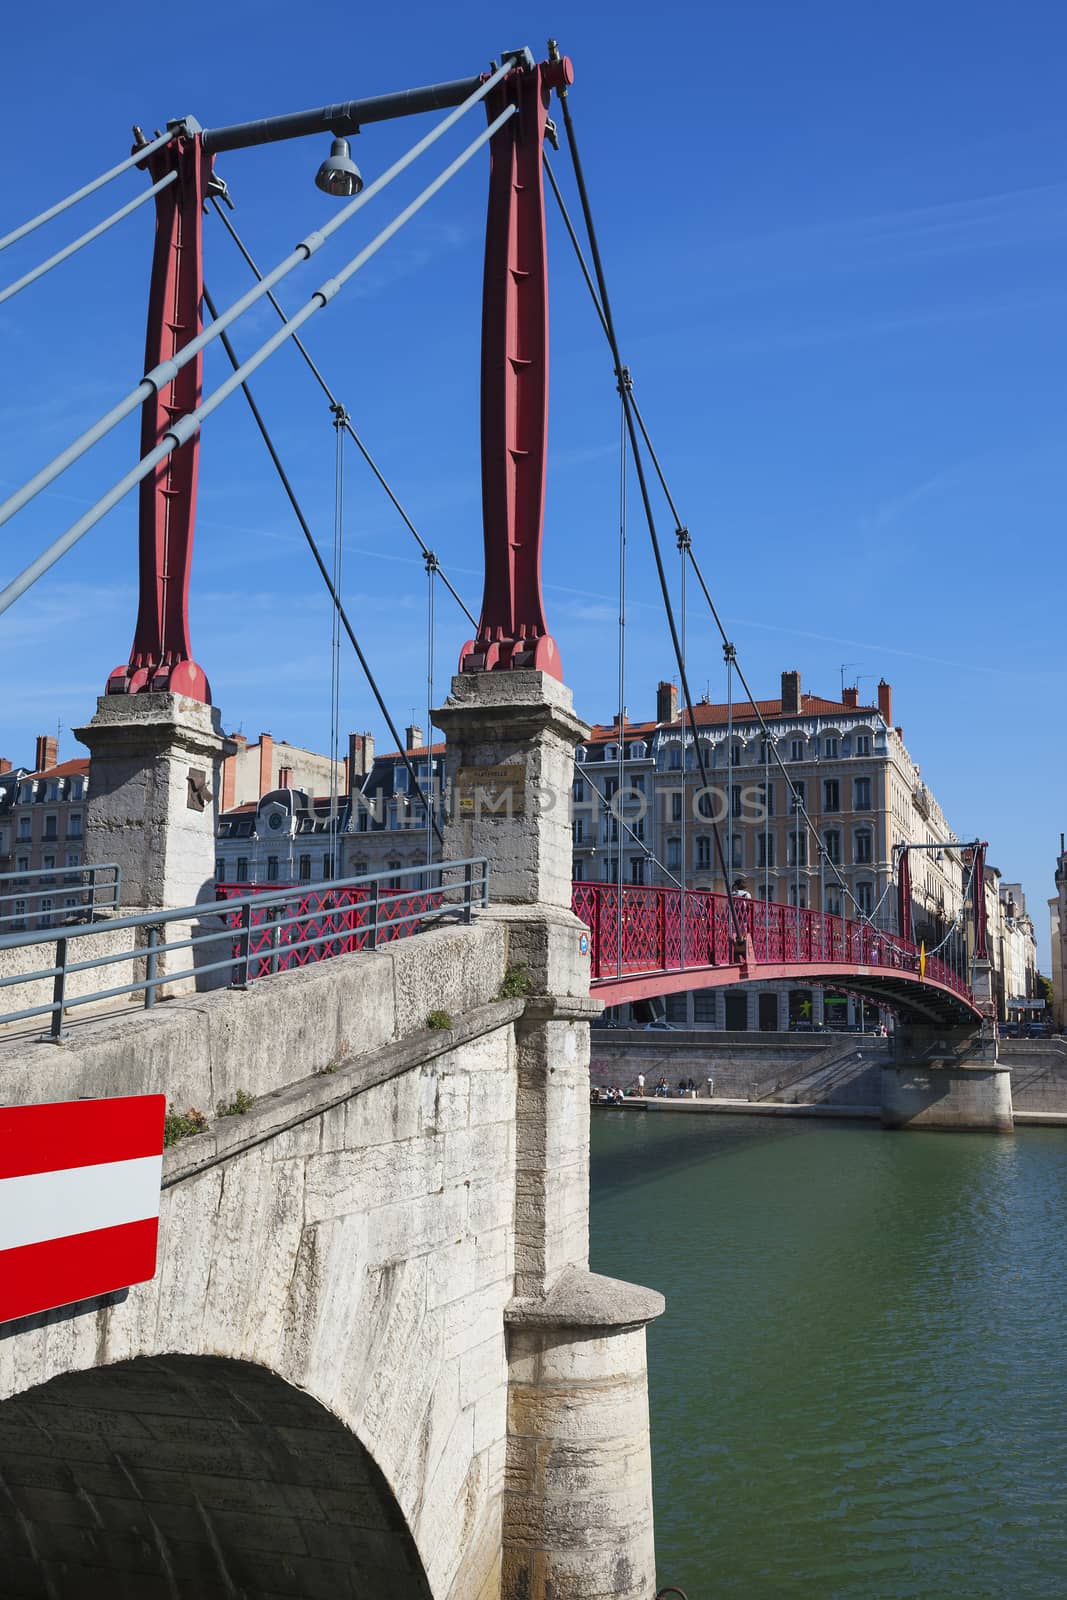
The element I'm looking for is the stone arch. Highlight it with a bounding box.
[0,1353,433,1599]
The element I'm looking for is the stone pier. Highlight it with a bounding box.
[881,1023,1013,1132]
[435,669,663,1600]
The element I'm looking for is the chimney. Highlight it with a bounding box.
[221,752,236,813]
[278,765,294,789]
[34,734,58,773]
[877,679,893,726]
[0,759,10,776]
[842,686,859,708]
[781,670,801,715]
[404,724,423,752]
[656,681,679,723]
[257,733,274,796]
[347,733,374,794]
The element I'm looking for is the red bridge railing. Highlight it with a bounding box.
[572,882,972,1003]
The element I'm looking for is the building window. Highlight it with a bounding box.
[299,854,312,882]
[671,791,683,823]
[575,746,587,765]
[632,774,646,794]
[667,837,681,869]
[39,897,54,927]
[67,813,83,839]
[824,829,841,865]
[43,814,58,840]
[730,834,743,869]
[760,881,775,902]
[572,860,583,882]
[604,859,618,883]
[790,781,806,813]
[855,734,871,757]
[730,785,742,819]
[323,854,334,879]
[572,778,585,802]
[12,898,26,927]
[352,861,368,877]
[17,784,33,805]
[824,736,839,759]
[856,881,874,914]
[669,746,682,771]
[757,834,775,868]
[41,854,55,881]
[573,818,585,845]
[604,745,618,763]
[236,857,249,882]
[64,852,80,870]
[730,743,741,767]
[698,791,716,820]
[393,767,409,794]
[632,816,646,842]
[757,781,775,817]
[16,856,28,874]
[789,738,804,762]
[630,858,645,885]
[854,830,873,864]
[854,777,872,810]
[825,887,842,916]
[628,742,646,759]
[604,777,618,801]
[696,836,712,871]
[788,832,808,867]
[266,856,279,883]
[46,782,59,802]
[18,818,31,841]
[215,858,224,882]
[823,778,840,813]
[789,883,808,909]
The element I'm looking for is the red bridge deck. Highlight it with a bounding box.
[572,882,976,1022]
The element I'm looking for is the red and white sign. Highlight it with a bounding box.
[0,1095,165,1325]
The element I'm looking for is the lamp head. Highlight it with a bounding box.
[315,136,363,198]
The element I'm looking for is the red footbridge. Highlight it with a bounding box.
[571,882,978,1025]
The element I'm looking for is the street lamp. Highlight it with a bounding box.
[314,136,363,197]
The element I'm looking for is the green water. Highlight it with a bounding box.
[589,1110,1067,1599]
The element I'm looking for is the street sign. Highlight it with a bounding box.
[0,1095,165,1325]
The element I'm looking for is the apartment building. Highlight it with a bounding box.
[0,736,90,929]
[341,727,446,882]
[571,701,661,887]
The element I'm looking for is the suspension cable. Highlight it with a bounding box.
[329,402,347,874]
[208,197,477,630]
[199,285,442,844]
[425,551,438,873]
[678,528,688,967]
[0,60,515,537]
[0,126,175,254]
[0,106,516,620]
[0,170,177,307]
[545,143,900,945]
[615,381,627,977]
[555,81,742,945]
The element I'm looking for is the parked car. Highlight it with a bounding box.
[1026,1022,1051,1039]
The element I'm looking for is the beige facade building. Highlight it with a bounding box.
[1049,836,1067,1030]
[220,730,345,811]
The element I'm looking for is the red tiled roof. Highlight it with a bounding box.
[28,758,90,779]
[377,742,446,760]
[661,694,878,729]
[584,720,659,745]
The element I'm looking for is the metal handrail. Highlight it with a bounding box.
[0,858,489,1041]
[0,861,120,928]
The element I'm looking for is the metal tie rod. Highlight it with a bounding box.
[0,171,177,307]
[0,57,512,535]
[0,127,175,254]
[0,105,517,619]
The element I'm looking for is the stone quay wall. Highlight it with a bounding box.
[591,1029,887,1106]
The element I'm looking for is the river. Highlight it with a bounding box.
[589,1108,1067,1599]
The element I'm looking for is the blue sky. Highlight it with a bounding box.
[1,2,1064,959]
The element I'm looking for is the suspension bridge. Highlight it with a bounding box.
[0,41,1005,1600]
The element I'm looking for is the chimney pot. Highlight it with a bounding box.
[0,758,11,776]
[877,679,893,727]
[781,670,801,715]
[656,681,679,723]
[404,724,423,752]
[842,686,859,708]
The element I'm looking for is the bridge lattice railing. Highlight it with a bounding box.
[572,882,970,1001]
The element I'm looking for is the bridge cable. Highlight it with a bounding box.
[615,379,628,977]
[0,126,175,254]
[0,106,516,620]
[554,87,743,946]
[208,196,477,631]
[200,284,443,845]
[0,170,178,307]
[0,62,515,538]
[545,152,909,951]
[678,528,688,968]
[329,401,348,873]
[425,550,438,873]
